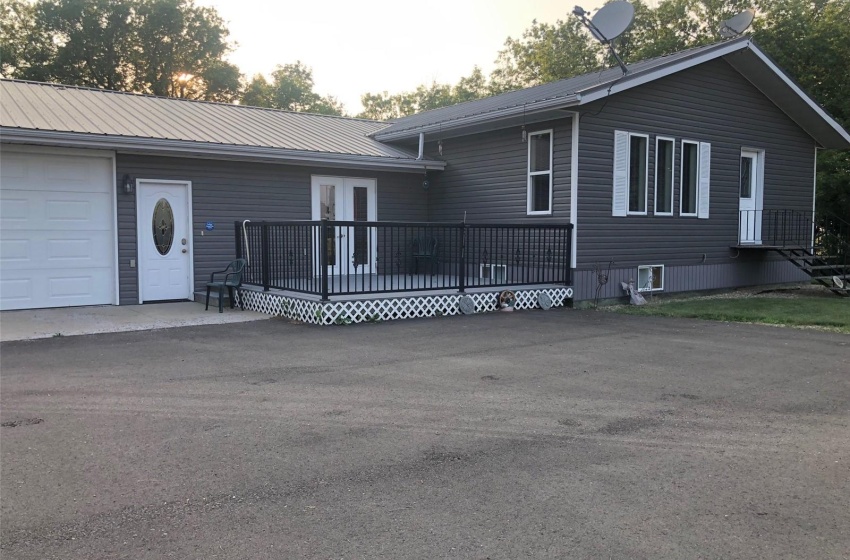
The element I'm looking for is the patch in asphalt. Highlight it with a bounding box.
[599,416,662,435]
[1,417,44,428]
[661,393,700,400]
[424,446,467,464]
[248,378,277,385]
[323,409,350,416]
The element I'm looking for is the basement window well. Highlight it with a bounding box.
[637,265,664,292]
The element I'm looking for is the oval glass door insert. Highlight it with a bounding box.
[152,198,174,255]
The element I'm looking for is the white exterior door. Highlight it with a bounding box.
[311,176,376,276]
[0,148,117,310]
[739,150,763,244]
[137,180,193,302]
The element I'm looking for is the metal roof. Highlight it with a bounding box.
[372,37,850,149]
[0,80,445,170]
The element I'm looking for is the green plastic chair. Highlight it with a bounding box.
[205,258,247,313]
[411,237,438,275]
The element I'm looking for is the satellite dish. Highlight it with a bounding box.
[573,1,635,74]
[833,276,845,289]
[719,9,755,38]
[590,1,635,42]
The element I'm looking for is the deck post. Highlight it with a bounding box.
[234,221,242,259]
[261,222,270,291]
[565,224,573,286]
[458,222,466,293]
[320,220,329,301]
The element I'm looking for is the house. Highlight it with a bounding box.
[1,36,848,322]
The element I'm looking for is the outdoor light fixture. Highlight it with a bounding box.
[123,174,134,194]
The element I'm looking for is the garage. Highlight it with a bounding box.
[0,147,117,310]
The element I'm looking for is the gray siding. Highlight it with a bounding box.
[425,117,573,223]
[116,155,426,304]
[575,58,815,274]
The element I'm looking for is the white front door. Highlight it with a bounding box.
[311,176,377,276]
[137,180,193,301]
[738,150,763,244]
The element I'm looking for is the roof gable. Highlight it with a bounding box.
[373,37,850,150]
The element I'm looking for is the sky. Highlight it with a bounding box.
[195,0,608,114]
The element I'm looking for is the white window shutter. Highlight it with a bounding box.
[697,142,711,219]
[612,131,629,217]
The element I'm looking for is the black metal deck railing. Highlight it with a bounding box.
[235,220,573,299]
[739,209,850,253]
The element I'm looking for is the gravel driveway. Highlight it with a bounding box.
[1,310,848,559]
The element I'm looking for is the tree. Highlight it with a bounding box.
[241,62,344,115]
[357,67,493,120]
[0,0,242,102]
[489,18,601,92]
[1,0,58,81]
[753,0,850,218]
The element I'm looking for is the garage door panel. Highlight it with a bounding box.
[1,153,112,194]
[1,268,113,309]
[0,190,112,230]
[0,197,28,222]
[0,150,115,310]
[0,278,32,306]
[1,231,113,270]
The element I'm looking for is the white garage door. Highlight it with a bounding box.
[0,148,116,310]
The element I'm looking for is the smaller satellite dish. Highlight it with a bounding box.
[833,276,845,289]
[719,9,755,38]
[590,1,635,42]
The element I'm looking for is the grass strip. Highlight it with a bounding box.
[611,296,850,333]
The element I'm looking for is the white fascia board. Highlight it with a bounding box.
[745,46,850,146]
[0,129,446,171]
[576,39,751,105]
[372,96,580,142]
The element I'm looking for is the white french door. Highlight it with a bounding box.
[311,176,377,276]
[738,149,764,244]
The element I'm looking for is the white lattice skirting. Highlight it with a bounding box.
[237,287,574,325]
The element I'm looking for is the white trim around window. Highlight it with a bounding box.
[679,140,700,217]
[626,132,649,216]
[527,129,553,215]
[654,136,675,216]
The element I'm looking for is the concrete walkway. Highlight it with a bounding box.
[0,302,268,342]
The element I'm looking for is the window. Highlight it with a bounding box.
[680,141,711,218]
[655,137,674,215]
[527,130,553,214]
[612,131,648,216]
[628,134,648,214]
[637,265,664,292]
[680,141,699,216]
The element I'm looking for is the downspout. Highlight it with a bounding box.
[417,132,425,160]
[570,112,580,270]
[812,145,818,253]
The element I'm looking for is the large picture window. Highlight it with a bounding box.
[527,130,553,215]
[628,134,648,214]
[655,137,674,215]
